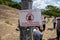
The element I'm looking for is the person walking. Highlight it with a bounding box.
[42,16,47,31]
[33,26,43,40]
[56,28,60,40]
[42,21,46,31]
[52,17,57,29]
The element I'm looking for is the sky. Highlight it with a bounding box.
[13,0,60,9]
[12,0,21,2]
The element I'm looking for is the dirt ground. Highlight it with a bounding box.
[0,17,57,40]
[0,21,19,40]
[42,18,57,40]
[0,5,58,40]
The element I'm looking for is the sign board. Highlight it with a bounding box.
[19,9,42,27]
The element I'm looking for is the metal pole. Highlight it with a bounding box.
[28,1,33,40]
[21,0,33,40]
[30,27,33,40]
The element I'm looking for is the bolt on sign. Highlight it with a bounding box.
[19,9,42,27]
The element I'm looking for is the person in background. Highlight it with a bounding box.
[52,17,57,29]
[56,18,60,40]
[42,16,47,31]
[33,26,43,40]
[44,16,47,22]
[42,21,46,31]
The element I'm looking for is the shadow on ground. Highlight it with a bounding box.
[48,37,57,40]
[47,28,54,31]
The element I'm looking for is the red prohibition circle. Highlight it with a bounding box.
[26,13,34,21]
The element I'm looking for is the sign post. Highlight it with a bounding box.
[20,0,33,40]
[19,9,42,40]
[20,0,42,40]
[19,9,42,27]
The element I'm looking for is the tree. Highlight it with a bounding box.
[0,0,12,4]
[46,5,58,10]
[43,5,60,17]
[0,0,22,10]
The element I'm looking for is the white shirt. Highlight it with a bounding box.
[33,29,42,35]
[53,18,57,23]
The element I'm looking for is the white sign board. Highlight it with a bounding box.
[19,9,42,27]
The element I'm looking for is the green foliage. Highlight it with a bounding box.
[43,5,60,17]
[46,5,57,10]
[0,0,22,10]
[0,0,4,4]
[0,0,12,4]
[6,2,22,9]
